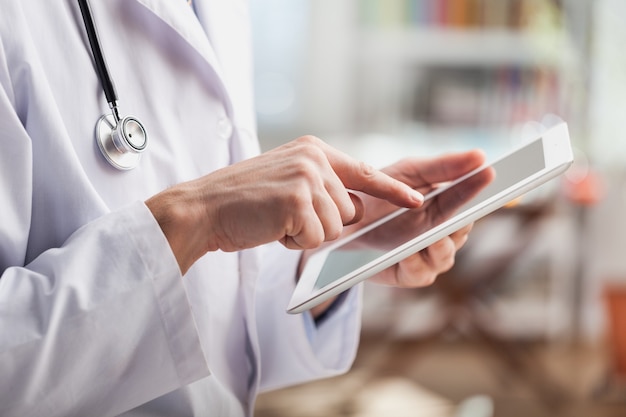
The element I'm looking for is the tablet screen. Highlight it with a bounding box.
[313,139,545,289]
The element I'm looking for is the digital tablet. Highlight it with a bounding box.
[287,123,573,314]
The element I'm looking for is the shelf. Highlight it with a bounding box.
[357,28,577,68]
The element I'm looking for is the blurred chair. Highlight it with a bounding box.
[394,201,571,409]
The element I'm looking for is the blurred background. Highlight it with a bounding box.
[250,0,626,416]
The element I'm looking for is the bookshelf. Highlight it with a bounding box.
[357,29,574,67]
[283,0,586,163]
[350,0,580,146]
[251,0,589,162]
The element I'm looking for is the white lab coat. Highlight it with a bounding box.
[0,1,362,416]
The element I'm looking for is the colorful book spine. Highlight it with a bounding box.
[357,0,558,30]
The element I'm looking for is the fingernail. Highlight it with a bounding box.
[411,190,424,204]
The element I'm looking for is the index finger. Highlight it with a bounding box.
[320,141,425,208]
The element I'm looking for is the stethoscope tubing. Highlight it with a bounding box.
[77,0,120,120]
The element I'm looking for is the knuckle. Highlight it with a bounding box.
[300,229,324,249]
[302,161,322,183]
[422,273,438,287]
[287,192,312,213]
[436,243,456,271]
[442,256,455,273]
[295,134,322,146]
[290,153,324,184]
[357,161,376,179]
[293,136,325,160]
[325,222,343,241]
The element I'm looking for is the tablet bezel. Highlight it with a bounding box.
[287,123,573,314]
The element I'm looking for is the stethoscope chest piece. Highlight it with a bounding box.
[96,114,148,170]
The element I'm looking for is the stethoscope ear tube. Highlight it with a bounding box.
[77,0,118,116]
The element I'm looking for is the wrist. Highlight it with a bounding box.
[145,184,211,275]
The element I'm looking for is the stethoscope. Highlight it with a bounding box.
[77,0,148,170]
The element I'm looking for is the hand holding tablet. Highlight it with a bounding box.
[288,123,574,314]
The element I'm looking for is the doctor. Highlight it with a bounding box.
[0,1,485,416]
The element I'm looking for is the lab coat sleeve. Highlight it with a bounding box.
[0,202,210,417]
[0,34,209,413]
[0,200,211,417]
[254,242,363,392]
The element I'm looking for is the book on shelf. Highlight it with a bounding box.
[358,0,561,31]
[408,66,563,128]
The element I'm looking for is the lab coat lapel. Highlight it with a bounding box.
[131,0,233,113]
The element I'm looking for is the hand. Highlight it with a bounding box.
[371,224,474,288]
[146,136,424,274]
[348,150,493,288]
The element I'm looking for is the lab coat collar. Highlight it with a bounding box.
[133,0,218,69]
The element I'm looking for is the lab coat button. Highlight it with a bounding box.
[217,117,233,140]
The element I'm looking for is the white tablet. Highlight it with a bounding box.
[287,123,573,314]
